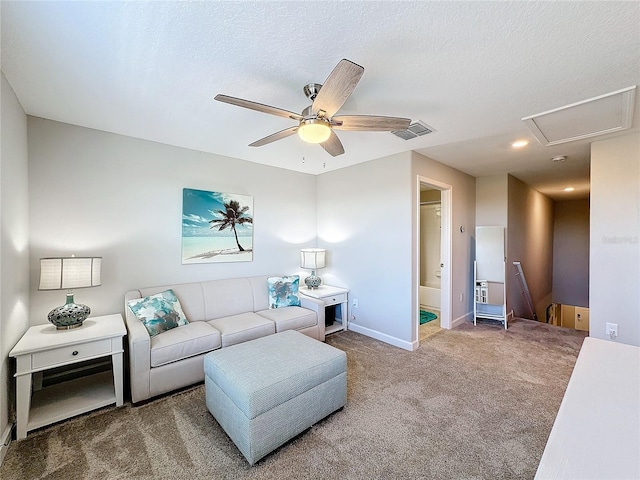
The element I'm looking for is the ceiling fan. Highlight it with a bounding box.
[214,59,411,157]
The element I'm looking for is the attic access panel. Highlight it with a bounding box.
[522,86,636,146]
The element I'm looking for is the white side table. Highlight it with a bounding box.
[300,285,350,335]
[10,314,126,440]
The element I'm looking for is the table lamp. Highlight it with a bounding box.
[39,256,102,329]
[300,248,326,289]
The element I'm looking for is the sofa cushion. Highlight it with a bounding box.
[207,313,275,347]
[137,283,206,322]
[247,275,271,311]
[201,277,255,320]
[151,321,221,367]
[257,306,317,333]
[127,289,189,337]
[267,275,301,309]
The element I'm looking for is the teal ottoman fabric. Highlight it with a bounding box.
[204,330,347,465]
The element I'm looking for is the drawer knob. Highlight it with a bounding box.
[72,351,79,356]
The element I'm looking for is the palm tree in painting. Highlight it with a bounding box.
[209,200,253,251]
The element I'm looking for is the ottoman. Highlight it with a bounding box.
[204,330,347,465]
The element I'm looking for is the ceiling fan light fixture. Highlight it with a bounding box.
[216,59,408,156]
[298,119,331,144]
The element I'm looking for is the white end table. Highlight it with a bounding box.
[10,314,126,439]
[300,285,349,335]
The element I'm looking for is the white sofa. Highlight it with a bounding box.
[124,275,325,403]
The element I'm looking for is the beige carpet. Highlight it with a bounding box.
[1,318,587,479]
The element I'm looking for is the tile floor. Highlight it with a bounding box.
[419,307,441,341]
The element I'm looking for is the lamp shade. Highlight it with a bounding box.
[300,249,326,270]
[39,257,102,290]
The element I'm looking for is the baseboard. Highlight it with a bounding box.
[347,322,414,351]
[349,313,474,352]
[452,311,473,328]
[0,423,13,467]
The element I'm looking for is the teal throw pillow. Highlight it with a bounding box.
[127,289,189,337]
[268,275,301,309]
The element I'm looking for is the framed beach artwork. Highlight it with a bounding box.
[182,188,254,264]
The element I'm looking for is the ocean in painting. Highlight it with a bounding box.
[182,188,253,264]
[182,236,253,264]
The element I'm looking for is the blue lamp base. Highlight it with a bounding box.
[48,293,90,330]
[304,271,322,289]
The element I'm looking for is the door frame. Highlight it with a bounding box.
[416,176,452,341]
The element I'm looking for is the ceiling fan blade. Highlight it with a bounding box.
[249,126,299,147]
[331,115,411,131]
[320,130,345,157]
[312,59,364,118]
[215,94,302,121]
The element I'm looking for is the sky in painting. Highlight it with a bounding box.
[182,188,253,238]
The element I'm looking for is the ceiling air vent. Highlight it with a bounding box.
[392,121,435,140]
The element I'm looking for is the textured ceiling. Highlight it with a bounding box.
[2,1,639,200]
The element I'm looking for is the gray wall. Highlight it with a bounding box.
[590,133,639,346]
[0,72,30,458]
[552,199,589,307]
[476,174,508,227]
[316,152,414,348]
[476,174,554,321]
[28,118,318,323]
[507,175,554,321]
[413,152,476,330]
[315,151,475,350]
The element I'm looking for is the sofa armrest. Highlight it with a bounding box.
[124,290,152,403]
[299,296,326,342]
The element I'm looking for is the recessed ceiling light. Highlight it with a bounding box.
[511,140,529,148]
[564,187,575,192]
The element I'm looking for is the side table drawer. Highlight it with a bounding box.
[323,293,347,306]
[32,339,112,370]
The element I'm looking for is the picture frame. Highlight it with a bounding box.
[182,188,253,264]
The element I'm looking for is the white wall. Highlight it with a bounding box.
[413,152,476,330]
[316,152,414,348]
[590,133,640,346]
[28,118,317,323]
[0,72,30,460]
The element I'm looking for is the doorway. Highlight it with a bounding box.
[416,176,452,345]
[419,192,442,339]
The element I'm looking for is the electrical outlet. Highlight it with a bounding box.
[459,293,464,302]
[352,298,358,308]
[606,323,618,340]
